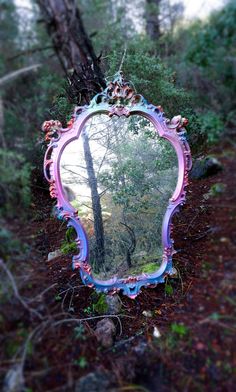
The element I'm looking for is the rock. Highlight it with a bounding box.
[190,156,222,180]
[153,326,161,338]
[169,267,178,278]
[95,318,116,348]
[132,341,147,355]
[142,310,153,318]
[105,295,122,315]
[47,249,63,261]
[75,371,112,392]
[3,365,25,392]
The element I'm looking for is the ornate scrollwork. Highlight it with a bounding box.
[90,72,148,108]
[166,115,189,133]
[42,120,62,142]
[49,181,57,198]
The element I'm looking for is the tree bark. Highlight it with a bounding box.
[145,0,161,41]
[0,96,6,149]
[37,0,106,266]
[36,0,106,104]
[82,131,105,268]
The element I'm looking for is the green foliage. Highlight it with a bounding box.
[5,326,33,358]
[208,183,226,197]
[165,282,174,296]
[204,183,226,200]
[0,0,18,74]
[60,226,77,255]
[82,293,108,315]
[92,293,108,314]
[60,241,77,255]
[0,149,32,217]
[54,294,62,301]
[0,226,22,259]
[163,322,189,350]
[170,0,236,142]
[106,38,201,149]
[141,262,159,274]
[200,111,224,144]
[74,324,86,340]
[171,323,188,337]
[65,227,77,242]
[107,38,193,119]
[84,306,93,315]
[74,356,88,368]
[5,340,20,357]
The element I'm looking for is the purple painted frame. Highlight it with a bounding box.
[42,73,192,298]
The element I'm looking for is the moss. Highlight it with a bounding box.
[141,262,160,274]
[204,182,226,200]
[209,183,226,196]
[93,293,108,314]
[60,241,77,255]
[60,226,78,255]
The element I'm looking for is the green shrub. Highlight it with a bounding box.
[0,149,32,217]
[0,226,22,258]
[200,111,224,144]
[92,293,108,314]
[170,0,236,133]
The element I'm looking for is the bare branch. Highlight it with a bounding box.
[0,259,43,320]
[0,64,41,88]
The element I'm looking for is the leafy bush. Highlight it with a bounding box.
[200,111,224,144]
[0,149,32,217]
[0,226,22,259]
[107,38,193,117]
[106,38,201,150]
[170,0,236,139]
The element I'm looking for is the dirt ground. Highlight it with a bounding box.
[0,141,235,392]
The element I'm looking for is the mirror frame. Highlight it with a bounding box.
[42,73,192,298]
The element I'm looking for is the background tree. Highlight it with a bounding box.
[36,0,106,104]
[145,0,161,40]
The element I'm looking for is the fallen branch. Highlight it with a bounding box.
[199,317,235,331]
[28,283,58,303]
[53,314,135,336]
[0,259,43,320]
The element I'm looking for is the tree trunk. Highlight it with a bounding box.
[36,0,106,104]
[0,96,6,149]
[37,0,106,266]
[82,131,105,268]
[145,0,161,41]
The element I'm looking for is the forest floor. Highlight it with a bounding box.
[0,141,236,392]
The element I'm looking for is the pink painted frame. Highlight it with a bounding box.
[43,80,192,298]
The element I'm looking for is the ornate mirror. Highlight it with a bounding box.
[43,73,192,298]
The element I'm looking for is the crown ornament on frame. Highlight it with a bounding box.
[42,72,192,299]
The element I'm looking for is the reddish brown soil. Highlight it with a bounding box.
[0,143,235,392]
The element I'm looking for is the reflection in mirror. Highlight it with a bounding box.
[60,114,178,280]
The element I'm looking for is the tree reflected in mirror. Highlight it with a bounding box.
[60,114,178,280]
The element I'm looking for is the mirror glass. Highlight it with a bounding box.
[60,114,178,280]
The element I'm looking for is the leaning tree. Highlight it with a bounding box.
[36,0,107,266]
